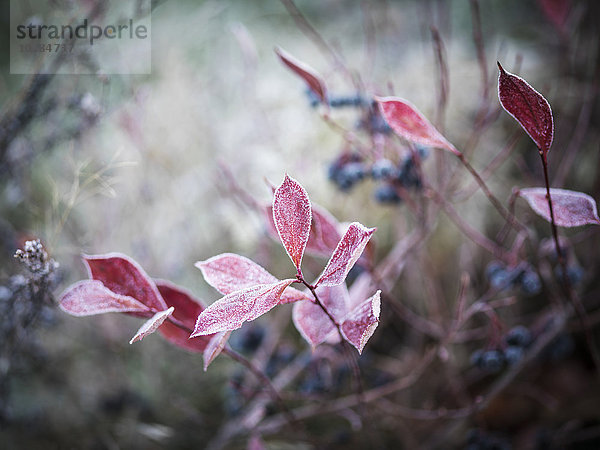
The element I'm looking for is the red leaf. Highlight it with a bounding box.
[273,175,312,273]
[497,62,554,161]
[83,253,167,311]
[191,279,295,336]
[155,280,213,352]
[130,307,174,344]
[316,222,376,287]
[340,291,381,354]
[292,284,350,348]
[307,204,343,256]
[59,280,152,316]
[376,97,459,155]
[275,46,328,104]
[195,253,311,304]
[265,202,342,257]
[519,188,600,227]
[203,331,231,371]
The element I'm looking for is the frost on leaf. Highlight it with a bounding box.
[497,62,554,161]
[83,253,168,311]
[307,205,343,256]
[59,280,152,316]
[195,253,311,304]
[130,307,174,344]
[275,46,328,104]
[203,331,231,371]
[156,280,214,352]
[340,291,381,354]
[316,222,376,287]
[519,188,600,227]
[191,279,295,336]
[292,284,350,348]
[376,96,459,155]
[265,202,342,258]
[273,175,312,273]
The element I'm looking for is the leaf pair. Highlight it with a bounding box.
[497,63,599,228]
[293,283,381,354]
[192,175,378,354]
[59,254,227,369]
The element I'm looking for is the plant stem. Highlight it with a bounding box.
[539,152,600,371]
[164,316,295,423]
[221,347,297,425]
[458,153,524,233]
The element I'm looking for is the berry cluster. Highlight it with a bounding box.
[485,261,541,296]
[327,147,429,204]
[470,326,532,373]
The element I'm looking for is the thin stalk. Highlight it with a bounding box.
[164,316,296,423]
[540,152,600,371]
[458,153,525,233]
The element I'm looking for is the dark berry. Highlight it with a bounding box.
[374,183,401,204]
[329,94,365,108]
[489,267,511,290]
[555,265,584,285]
[371,159,397,179]
[305,88,320,108]
[486,261,504,279]
[480,350,505,373]
[505,326,532,348]
[470,349,484,367]
[519,270,542,295]
[504,346,524,365]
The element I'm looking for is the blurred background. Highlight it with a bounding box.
[1,0,600,448]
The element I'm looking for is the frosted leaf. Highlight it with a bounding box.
[340,291,381,354]
[498,63,554,161]
[191,279,295,336]
[83,253,167,311]
[203,331,231,371]
[292,284,350,348]
[130,307,174,344]
[376,97,459,155]
[273,175,312,273]
[307,204,343,256]
[520,188,600,227]
[316,222,376,287]
[275,46,328,104]
[195,253,311,304]
[59,280,151,316]
[265,202,342,258]
[155,280,212,352]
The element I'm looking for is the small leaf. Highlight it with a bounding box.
[519,188,600,227]
[292,284,350,349]
[376,97,459,155]
[340,291,381,354]
[130,307,174,344]
[275,46,328,104]
[195,253,311,304]
[203,331,231,371]
[156,280,213,352]
[273,175,312,273]
[265,202,342,257]
[316,222,376,287]
[59,280,152,316]
[191,279,295,336]
[497,62,554,161]
[83,253,167,311]
[307,204,343,256]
